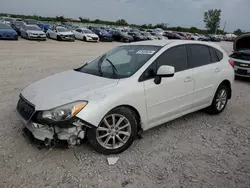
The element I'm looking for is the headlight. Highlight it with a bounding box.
[41,101,88,122]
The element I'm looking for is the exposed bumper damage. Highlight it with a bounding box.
[16,96,92,147]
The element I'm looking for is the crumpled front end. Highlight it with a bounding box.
[16,95,90,147]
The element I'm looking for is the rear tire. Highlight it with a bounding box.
[205,84,229,114]
[87,107,138,155]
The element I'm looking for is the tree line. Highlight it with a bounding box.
[0,11,247,35]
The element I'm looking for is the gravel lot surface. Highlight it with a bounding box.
[0,39,249,188]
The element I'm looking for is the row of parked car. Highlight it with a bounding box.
[0,16,237,43]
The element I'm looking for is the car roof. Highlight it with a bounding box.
[122,40,222,49]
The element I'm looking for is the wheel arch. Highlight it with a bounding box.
[104,104,142,133]
[219,79,232,99]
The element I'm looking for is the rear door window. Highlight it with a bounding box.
[187,44,211,68]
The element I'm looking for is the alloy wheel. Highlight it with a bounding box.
[96,114,132,150]
[215,89,227,111]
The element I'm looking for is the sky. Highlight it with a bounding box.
[1,0,249,32]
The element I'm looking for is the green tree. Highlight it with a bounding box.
[56,16,66,22]
[234,29,243,36]
[204,9,221,33]
[116,19,128,26]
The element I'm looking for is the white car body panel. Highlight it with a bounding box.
[20,40,234,131]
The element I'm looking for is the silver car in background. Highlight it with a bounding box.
[20,25,46,40]
[230,34,250,77]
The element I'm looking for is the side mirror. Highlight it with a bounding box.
[154,65,175,85]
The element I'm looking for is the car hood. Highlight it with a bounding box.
[0,29,16,34]
[58,31,73,35]
[27,30,45,34]
[233,34,250,51]
[21,70,119,110]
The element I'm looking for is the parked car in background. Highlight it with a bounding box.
[177,32,190,40]
[163,31,184,40]
[198,34,210,41]
[91,28,113,42]
[11,20,25,35]
[188,33,200,40]
[224,34,237,42]
[128,32,145,41]
[141,32,158,40]
[1,17,14,25]
[23,19,38,25]
[110,30,133,42]
[20,25,46,40]
[14,18,23,21]
[73,28,99,42]
[208,34,221,42]
[230,34,250,77]
[0,23,18,40]
[47,26,75,41]
[37,22,52,32]
[16,40,234,154]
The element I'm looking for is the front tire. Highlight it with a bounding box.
[87,107,138,155]
[205,84,229,114]
[83,36,87,41]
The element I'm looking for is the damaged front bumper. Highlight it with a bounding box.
[16,96,91,147]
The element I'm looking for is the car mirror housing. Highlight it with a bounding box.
[154,65,175,85]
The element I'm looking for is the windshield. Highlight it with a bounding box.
[27,26,41,31]
[76,45,161,79]
[57,27,69,32]
[0,23,12,29]
[83,29,93,34]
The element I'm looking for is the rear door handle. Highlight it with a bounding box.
[215,68,221,73]
[184,76,193,82]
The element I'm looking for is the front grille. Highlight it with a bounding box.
[92,37,98,40]
[17,96,35,121]
[235,61,250,68]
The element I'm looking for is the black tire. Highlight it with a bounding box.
[205,84,229,114]
[87,107,138,155]
[83,36,87,41]
[57,35,61,41]
[47,33,50,39]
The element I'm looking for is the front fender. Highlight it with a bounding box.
[76,82,149,130]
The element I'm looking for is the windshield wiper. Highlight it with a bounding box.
[97,55,118,78]
[106,58,118,78]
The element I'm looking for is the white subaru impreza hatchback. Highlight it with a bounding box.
[17,40,234,154]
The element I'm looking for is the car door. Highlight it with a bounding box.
[142,45,194,129]
[75,29,82,39]
[186,44,220,109]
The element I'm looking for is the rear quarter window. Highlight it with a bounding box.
[209,47,219,63]
[215,49,223,61]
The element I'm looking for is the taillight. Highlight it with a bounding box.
[229,59,235,68]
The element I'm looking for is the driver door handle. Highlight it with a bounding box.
[184,76,193,82]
